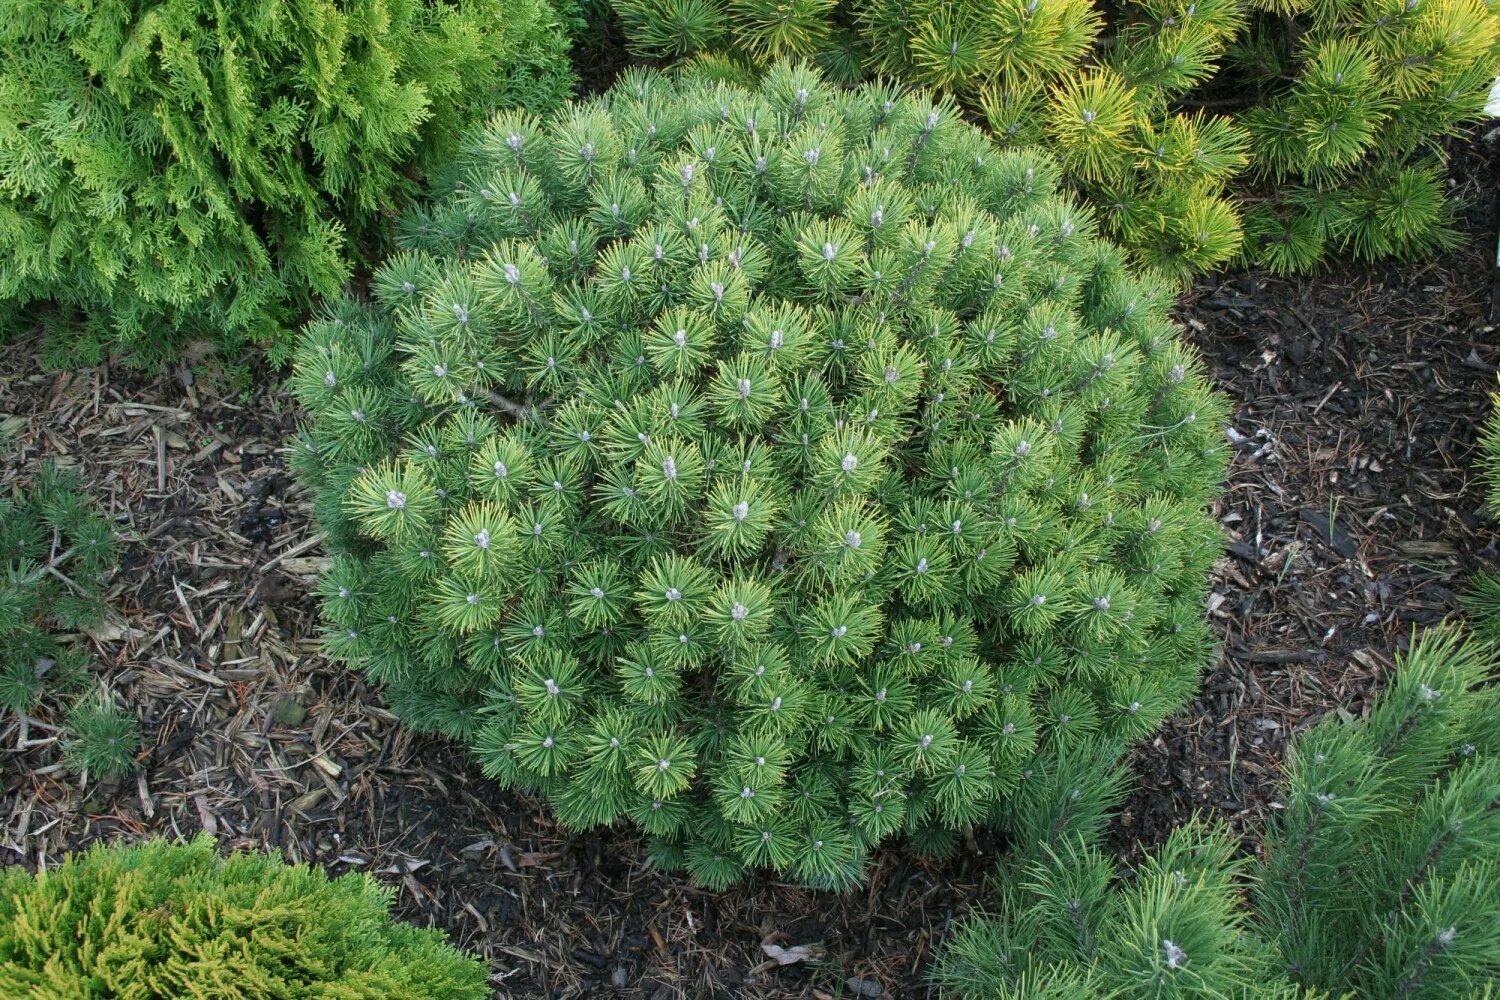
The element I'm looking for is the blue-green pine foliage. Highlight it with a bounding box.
[1255,629,1500,997]
[1465,381,1500,644]
[0,462,117,716]
[0,459,138,779]
[934,818,1293,998]
[934,627,1500,998]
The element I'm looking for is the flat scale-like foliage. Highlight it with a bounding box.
[0,0,576,366]
[0,836,490,998]
[291,64,1229,889]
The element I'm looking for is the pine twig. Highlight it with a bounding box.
[485,389,548,421]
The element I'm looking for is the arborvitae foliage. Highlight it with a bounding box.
[0,835,490,998]
[0,0,576,367]
[0,462,117,716]
[607,0,1500,275]
[1232,0,1499,272]
[290,64,1229,889]
[933,627,1500,998]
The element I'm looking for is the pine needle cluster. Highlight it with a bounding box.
[934,819,1289,998]
[933,627,1500,998]
[605,0,1500,275]
[1463,381,1500,644]
[0,835,491,998]
[1234,0,1499,272]
[1255,628,1500,996]
[609,0,1251,275]
[290,64,1229,889]
[1481,379,1500,516]
[0,459,138,779]
[60,690,142,781]
[866,0,1253,277]
[0,0,577,368]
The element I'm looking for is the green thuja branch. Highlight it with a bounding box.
[0,0,577,367]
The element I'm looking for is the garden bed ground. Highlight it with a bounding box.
[2,137,1497,999]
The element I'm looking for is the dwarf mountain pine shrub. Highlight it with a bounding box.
[609,0,1251,275]
[1232,0,1500,272]
[608,0,1500,275]
[0,0,576,367]
[290,64,1229,890]
[933,627,1500,998]
[0,835,490,998]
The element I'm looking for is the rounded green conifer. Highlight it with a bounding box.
[291,64,1229,889]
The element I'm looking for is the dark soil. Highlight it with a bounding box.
[1115,134,1500,857]
[2,101,1497,1000]
[567,3,631,98]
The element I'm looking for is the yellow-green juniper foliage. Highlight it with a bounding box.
[290,64,1229,890]
[0,836,490,998]
[0,0,576,367]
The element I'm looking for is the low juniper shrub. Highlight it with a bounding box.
[0,835,491,998]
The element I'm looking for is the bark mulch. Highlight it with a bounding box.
[2,140,1496,999]
[1116,136,1500,855]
